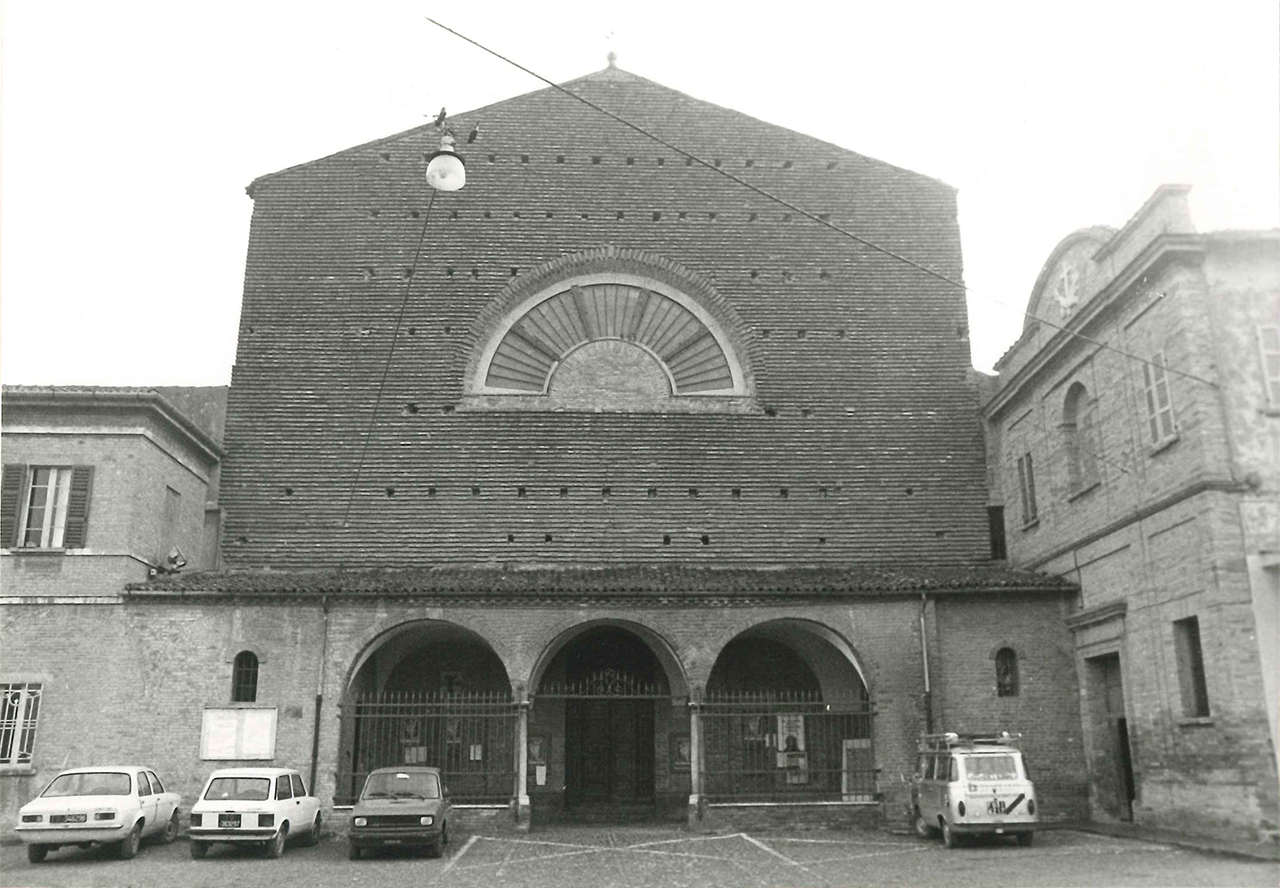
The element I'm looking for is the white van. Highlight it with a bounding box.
[911,732,1038,848]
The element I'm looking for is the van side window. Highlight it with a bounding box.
[925,755,937,780]
[949,757,960,781]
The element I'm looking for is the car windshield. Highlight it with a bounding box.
[204,777,272,801]
[964,754,1019,780]
[42,772,131,797]
[362,771,440,800]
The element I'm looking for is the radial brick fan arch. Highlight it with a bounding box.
[485,283,734,394]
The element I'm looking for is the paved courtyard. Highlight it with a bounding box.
[2,825,1275,888]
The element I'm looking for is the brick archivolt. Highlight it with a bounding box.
[334,609,871,700]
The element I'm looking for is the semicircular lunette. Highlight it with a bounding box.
[484,283,735,395]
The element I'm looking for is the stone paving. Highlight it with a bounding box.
[2,825,1277,887]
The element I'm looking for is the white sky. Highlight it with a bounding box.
[1,1,1276,385]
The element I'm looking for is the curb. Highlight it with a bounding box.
[1047,822,1280,862]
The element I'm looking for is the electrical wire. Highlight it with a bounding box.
[341,186,439,527]
[424,16,1218,391]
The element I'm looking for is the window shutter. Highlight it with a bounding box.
[1,464,25,547]
[62,466,94,549]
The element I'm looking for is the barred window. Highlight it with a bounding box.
[232,652,259,703]
[995,648,1019,697]
[0,682,42,766]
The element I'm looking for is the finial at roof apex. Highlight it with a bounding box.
[607,49,617,68]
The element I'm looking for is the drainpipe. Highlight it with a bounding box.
[309,595,331,794]
[920,592,933,734]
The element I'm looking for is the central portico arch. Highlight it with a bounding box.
[526,619,690,820]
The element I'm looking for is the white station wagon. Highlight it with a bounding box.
[16,766,182,863]
[188,767,321,858]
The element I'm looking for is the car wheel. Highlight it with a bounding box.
[441,820,449,846]
[427,836,443,859]
[190,841,209,859]
[161,811,179,844]
[1017,832,1034,848]
[265,825,287,859]
[913,809,935,839]
[303,813,321,847]
[941,819,959,849]
[118,822,142,860]
[348,842,361,861]
[27,844,49,864]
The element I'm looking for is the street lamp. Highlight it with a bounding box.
[425,132,466,192]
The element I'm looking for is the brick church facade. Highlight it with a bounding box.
[3,68,1088,832]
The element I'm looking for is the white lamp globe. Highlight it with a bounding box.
[426,150,466,192]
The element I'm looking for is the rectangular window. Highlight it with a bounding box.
[1173,616,1210,717]
[0,682,43,766]
[19,467,72,548]
[1142,353,1177,446]
[988,506,1008,560]
[2,465,93,549]
[1015,452,1038,525]
[1258,325,1280,405]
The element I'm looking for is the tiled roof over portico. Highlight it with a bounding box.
[128,564,1074,599]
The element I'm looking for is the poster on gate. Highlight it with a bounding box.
[775,714,807,780]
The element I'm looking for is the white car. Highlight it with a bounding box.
[188,767,321,859]
[16,766,182,863]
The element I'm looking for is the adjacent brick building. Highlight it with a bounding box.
[982,185,1280,845]
[3,67,1088,834]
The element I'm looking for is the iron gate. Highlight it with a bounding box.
[337,691,518,805]
[702,690,875,802]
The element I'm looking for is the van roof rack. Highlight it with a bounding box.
[919,731,1022,751]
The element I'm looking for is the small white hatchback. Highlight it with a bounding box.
[188,767,321,859]
[16,766,182,863]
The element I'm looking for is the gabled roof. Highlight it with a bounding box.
[247,67,952,196]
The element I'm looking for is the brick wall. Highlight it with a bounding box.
[0,590,1077,835]
[1,422,216,594]
[221,69,990,569]
[985,188,1280,842]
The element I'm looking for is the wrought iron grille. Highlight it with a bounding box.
[702,690,875,802]
[535,668,671,699]
[336,691,517,806]
[0,683,41,766]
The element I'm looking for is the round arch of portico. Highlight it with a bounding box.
[339,615,520,697]
[523,616,691,699]
[697,616,873,700]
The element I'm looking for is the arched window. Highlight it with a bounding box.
[1063,382,1098,495]
[995,648,1019,697]
[232,651,259,703]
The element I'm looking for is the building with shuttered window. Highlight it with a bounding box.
[982,185,1279,845]
[2,68,1089,832]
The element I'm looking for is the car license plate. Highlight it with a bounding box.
[219,814,241,828]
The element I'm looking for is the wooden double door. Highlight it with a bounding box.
[566,699,655,803]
